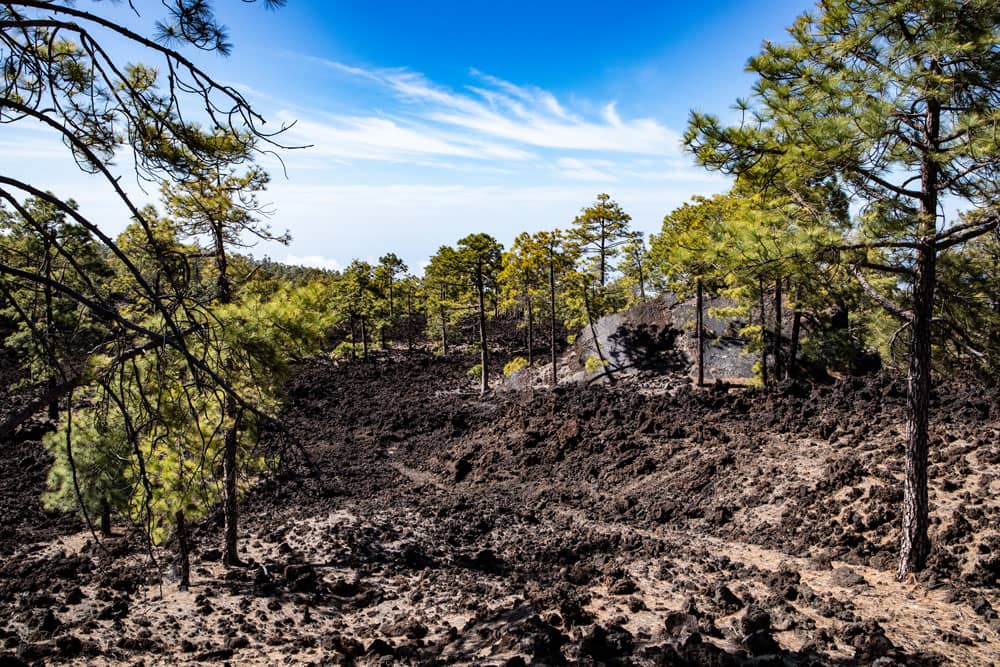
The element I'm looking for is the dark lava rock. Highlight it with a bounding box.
[607,577,638,595]
[515,616,567,665]
[15,642,55,662]
[829,566,868,588]
[714,584,744,614]
[740,605,780,656]
[842,621,897,662]
[970,595,997,620]
[321,634,364,657]
[556,419,581,447]
[200,548,222,562]
[225,636,250,650]
[577,624,634,661]
[740,605,771,636]
[383,619,428,640]
[765,568,802,601]
[461,548,504,574]
[664,611,699,639]
[743,630,780,657]
[454,455,473,482]
[284,563,319,593]
[55,634,82,658]
[196,647,234,661]
[367,638,396,657]
[64,587,84,605]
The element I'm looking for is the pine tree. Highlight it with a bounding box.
[568,194,633,288]
[686,0,1000,576]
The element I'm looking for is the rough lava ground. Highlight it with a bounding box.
[1,352,999,666]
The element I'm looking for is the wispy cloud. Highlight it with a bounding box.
[278,58,685,176]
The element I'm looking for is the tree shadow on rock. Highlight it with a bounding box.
[606,323,688,374]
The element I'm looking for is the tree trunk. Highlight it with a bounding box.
[222,403,242,567]
[175,509,190,590]
[696,278,704,387]
[899,247,935,578]
[898,87,940,580]
[43,241,59,421]
[406,291,414,352]
[637,254,646,302]
[214,219,241,569]
[585,285,614,384]
[439,290,448,356]
[360,317,369,361]
[526,295,534,366]
[349,315,357,361]
[100,497,112,537]
[599,231,607,287]
[789,284,802,378]
[476,266,489,394]
[774,276,784,381]
[759,277,768,387]
[549,257,557,386]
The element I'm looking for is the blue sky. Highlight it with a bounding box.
[5,1,813,273]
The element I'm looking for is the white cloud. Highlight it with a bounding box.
[284,59,684,168]
[284,254,342,271]
[279,113,536,164]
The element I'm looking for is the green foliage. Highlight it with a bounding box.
[568,194,633,287]
[467,363,483,380]
[503,357,529,377]
[584,355,607,375]
[42,398,130,522]
[332,341,358,360]
[0,198,112,384]
[684,0,1000,379]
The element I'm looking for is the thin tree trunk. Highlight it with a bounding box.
[789,284,802,378]
[43,241,58,421]
[898,87,941,579]
[696,278,704,387]
[406,291,414,352]
[526,295,534,366]
[361,317,369,361]
[350,315,357,361]
[476,266,488,394]
[439,288,448,356]
[774,276,784,381]
[176,509,190,590]
[549,257,557,386]
[759,276,768,387]
[637,253,646,302]
[899,244,935,577]
[100,497,112,537]
[585,285,615,384]
[214,216,241,569]
[222,402,242,566]
[599,231,607,287]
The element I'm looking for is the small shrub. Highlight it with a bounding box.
[467,363,483,379]
[332,341,356,360]
[503,357,529,377]
[584,355,607,375]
